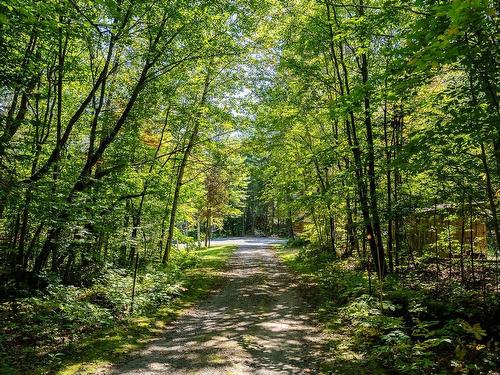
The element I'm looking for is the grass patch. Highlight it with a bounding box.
[1,245,236,375]
[274,245,316,277]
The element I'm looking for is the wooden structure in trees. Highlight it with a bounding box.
[407,203,490,258]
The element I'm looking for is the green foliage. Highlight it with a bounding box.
[1,0,499,373]
[285,237,310,248]
[277,245,500,374]
[0,246,235,374]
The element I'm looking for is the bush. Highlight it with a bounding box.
[281,244,500,374]
[0,250,203,368]
[286,236,310,248]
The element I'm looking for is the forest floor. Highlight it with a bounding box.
[275,245,500,374]
[105,237,327,374]
[1,245,237,375]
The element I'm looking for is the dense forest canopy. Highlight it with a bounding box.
[0,0,499,373]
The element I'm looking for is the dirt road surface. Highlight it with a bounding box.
[109,237,325,374]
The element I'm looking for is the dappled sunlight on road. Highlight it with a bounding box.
[110,239,324,374]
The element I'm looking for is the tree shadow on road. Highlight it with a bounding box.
[111,246,325,374]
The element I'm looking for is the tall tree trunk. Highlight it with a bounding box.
[346,196,357,256]
[383,99,394,272]
[326,1,386,278]
[360,41,386,277]
[129,108,169,263]
[129,213,140,264]
[480,143,500,252]
[120,200,131,264]
[31,21,165,276]
[205,208,212,248]
[287,207,294,239]
[163,67,212,263]
[25,4,135,183]
[0,27,39,157]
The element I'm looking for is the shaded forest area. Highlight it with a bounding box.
[241,0,500,372]
[1,0,499,374]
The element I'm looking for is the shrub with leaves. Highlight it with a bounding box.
[0,248,205,370]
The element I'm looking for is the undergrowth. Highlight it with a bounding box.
[275,244,500,374]
[0,245,235,375]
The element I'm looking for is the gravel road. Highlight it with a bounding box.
[109,237,325,374]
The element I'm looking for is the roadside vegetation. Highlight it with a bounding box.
[1,0,499,373]
[277,243,500,374]
[1,245,235,375]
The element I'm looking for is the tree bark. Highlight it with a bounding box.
[163,67,212,263]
